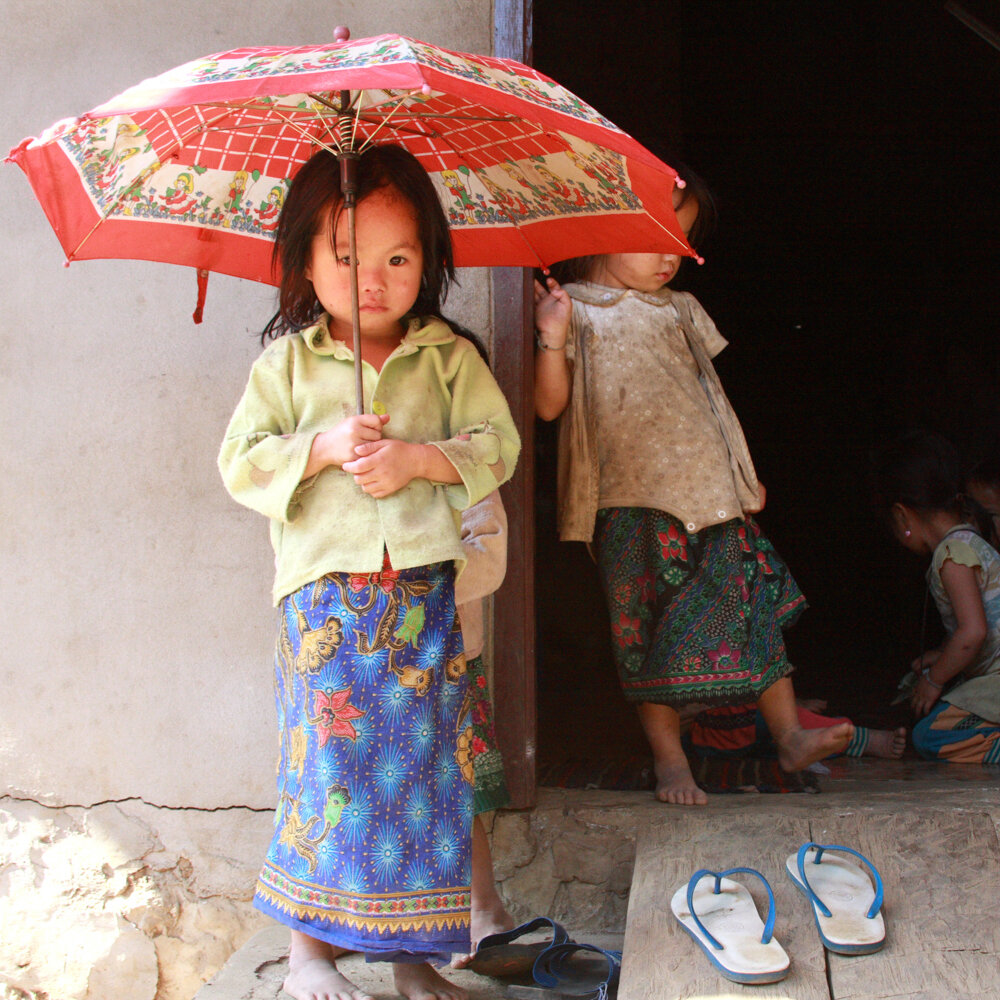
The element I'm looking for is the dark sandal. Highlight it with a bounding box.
[467,916,570,978]
[506,941,622,999]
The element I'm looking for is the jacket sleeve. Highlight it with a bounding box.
[217,339,317,523]
[431,341,521,510]
[455,491,508,606]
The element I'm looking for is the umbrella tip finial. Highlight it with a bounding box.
[334,25,351,42]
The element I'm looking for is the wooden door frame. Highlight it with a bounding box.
[491,0,536,809]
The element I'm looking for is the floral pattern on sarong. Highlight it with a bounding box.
[594,509,804,706]
[254,562,472,960]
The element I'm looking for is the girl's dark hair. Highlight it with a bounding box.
[967,455,1000,491]
[871,430,964,517]
[672,164,717,250]
[443,317,490,366]
[548,157,717,286]
[262,144,455,341]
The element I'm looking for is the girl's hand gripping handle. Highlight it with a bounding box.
[344,439,461,499]
[303,412,390,480]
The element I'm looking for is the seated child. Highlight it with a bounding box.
[965,456,1000,551]
[874,430,1000,763]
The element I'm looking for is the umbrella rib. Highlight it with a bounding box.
[356,92,418,152]
[349,91,363,152]
[178,105,444,145]
[197,99,520,124]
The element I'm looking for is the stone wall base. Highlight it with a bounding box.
[2,789,651,1000]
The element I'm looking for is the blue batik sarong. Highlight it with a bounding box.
[254,561,473,962]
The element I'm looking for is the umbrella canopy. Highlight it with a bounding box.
[7,32,695,288]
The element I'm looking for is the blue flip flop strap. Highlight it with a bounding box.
[475,915,569,953]
[532,941,621,999]
[686,867,777,951]
[795,842,884,920]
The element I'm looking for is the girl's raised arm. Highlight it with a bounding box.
[534,276,573,421]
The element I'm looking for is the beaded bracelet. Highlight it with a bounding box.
[921,667,943,690]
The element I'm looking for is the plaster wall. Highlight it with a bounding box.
[0,2,495,997]
[1,0,492,810]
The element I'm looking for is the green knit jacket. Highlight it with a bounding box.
[219,315,520,604]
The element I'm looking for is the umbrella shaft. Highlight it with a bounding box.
[339,152,364,416]
[348,202,363,415]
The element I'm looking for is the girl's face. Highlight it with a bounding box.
[968,480,1000,544]
[306,185,424,343]
[592,195,700,292]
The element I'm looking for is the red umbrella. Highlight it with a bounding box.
[7,28,696,408]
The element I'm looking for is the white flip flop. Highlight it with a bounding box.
[671,867,790,984]
[785,842,886,954]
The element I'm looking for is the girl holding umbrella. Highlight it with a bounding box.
[219,143,519,1000]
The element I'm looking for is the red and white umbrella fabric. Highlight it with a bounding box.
[7,32,695,292]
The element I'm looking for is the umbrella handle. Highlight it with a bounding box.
[339,152,364,416]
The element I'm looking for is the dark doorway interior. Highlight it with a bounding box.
[532,0,1000,768]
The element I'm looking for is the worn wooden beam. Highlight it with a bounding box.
[491,0,536,809]
[490,265,536,809]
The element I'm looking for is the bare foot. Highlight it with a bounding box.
[863,727,907,759]
[283,956,374,1000]
[285,932,368,1000]
[450,899,515,969]
[653,758,708,806]
[393,962,468,1000]
[775,722,854,772]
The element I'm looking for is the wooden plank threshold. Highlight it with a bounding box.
[619,807,1000,999]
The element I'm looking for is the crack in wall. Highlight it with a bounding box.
[1,795,273,1000]
[2,794,273,814]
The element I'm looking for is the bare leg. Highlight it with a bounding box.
[637,701,707,805]
[860,726,907,759]
[452,815,515,968]
[284,930,372,1000]
[394,963,469,1000]
[758,677,853,771]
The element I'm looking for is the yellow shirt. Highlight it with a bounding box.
[219,315,520,604]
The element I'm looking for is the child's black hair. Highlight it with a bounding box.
[672,163,717,250]
[967,455,1000,492]
[261,144,455,342]
[547,156,716,286]
[443,317,490,367]
[870,429,964,518]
